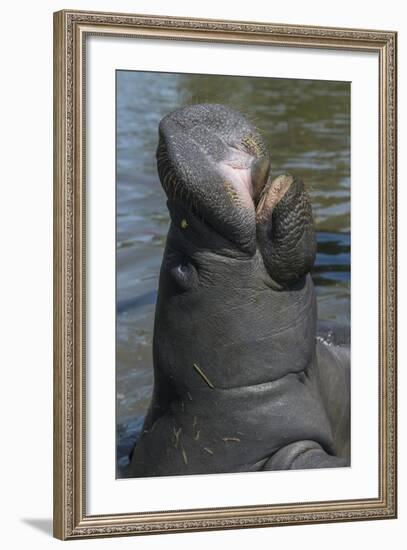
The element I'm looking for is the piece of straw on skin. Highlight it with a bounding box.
[193,363,215,389]
[222,437,241,442]
[173,426,182,448]
[203,447,214,455]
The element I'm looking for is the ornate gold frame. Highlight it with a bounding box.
[53,9,397,540]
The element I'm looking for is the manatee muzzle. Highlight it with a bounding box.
[156,104,316,285]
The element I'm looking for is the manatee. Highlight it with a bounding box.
[128,103,350,477]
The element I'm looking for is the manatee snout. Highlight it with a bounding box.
[157,103,316,286]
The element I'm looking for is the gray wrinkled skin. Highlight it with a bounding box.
[128,104,350,477]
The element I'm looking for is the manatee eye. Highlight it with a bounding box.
[170,262,198,291]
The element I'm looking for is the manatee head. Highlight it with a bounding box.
[156,103,316,287]
[153,104,318,390]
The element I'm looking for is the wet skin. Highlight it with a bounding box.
[128,104,350,477]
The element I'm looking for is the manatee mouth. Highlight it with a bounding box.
[217,150,272,208]
[157,104,316,284]
[256,172,293,216]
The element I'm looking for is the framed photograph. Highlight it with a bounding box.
[53,9,397,540]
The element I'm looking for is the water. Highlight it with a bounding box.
[116,71,350,474]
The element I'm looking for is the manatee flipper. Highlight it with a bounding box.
[261,440,348,471]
